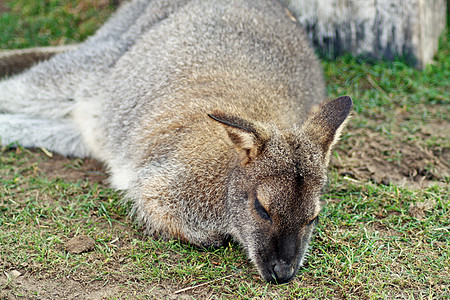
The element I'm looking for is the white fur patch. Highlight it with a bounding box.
[72,98,106,160]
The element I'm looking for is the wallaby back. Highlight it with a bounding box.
[0,0,352,283]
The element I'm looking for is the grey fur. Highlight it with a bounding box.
[0,0,352,283]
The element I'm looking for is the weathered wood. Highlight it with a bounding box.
[283,0,446,68]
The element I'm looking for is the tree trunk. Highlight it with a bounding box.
[283,0,446,69]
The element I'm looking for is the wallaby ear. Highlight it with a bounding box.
[208,113,269,164]
[302,96,353,163]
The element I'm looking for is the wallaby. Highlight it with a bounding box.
[0,0,352,283]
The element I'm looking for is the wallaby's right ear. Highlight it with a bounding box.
[208,113,269,164]
[302,96,353,163]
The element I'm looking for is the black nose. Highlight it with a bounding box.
[272,262,295,284]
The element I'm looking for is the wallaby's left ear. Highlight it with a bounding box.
[208,113,269,164]
[302,96,353,163]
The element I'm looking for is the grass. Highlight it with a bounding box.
[0,0,116,49]
[1,0,449,298]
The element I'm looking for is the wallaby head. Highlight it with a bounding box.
[209,96,352,283]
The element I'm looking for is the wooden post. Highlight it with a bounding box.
[283,0,446,69]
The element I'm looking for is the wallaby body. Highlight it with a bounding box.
[0,0,352,283]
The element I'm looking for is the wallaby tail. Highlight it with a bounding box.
[0,114,90,157]
[0,44,88,156]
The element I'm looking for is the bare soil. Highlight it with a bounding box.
[333,113,449,189]
[34,153,106,184]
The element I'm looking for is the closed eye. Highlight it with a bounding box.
[307,216,319,226]
[254,197,271,222]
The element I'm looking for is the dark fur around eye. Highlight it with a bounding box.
[254,197,271,221]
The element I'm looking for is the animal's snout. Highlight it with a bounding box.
[272,261,295,284]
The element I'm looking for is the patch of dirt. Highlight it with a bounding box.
[65,235,96,254]
[408,199,436,220]
[36,152,107,184]
[0,273,186,300]
[1,148,107,184]
[332,115,449,189]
